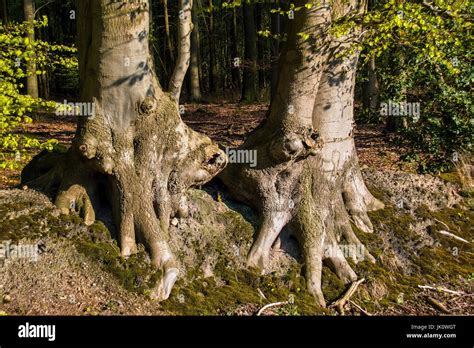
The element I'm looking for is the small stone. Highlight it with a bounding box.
[3,294,12,304]
[171,218,179,226]
[22,185,28,190]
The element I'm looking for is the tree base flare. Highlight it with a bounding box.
[21,93,227,302]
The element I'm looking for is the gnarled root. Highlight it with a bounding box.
[220,130,383,307]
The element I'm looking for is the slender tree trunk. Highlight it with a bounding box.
[163,0,175,65]
[22,0,226,302]
[230,7,241,91]
[386,47,408,132]
[241,0,258,102]
[220,0,383,307]
[270,3,280,101]
[1,0,8,23]
[37,10,50,100]
[362,55,379,114]
[207,0,218,95]
[189,1,202,101]
[169,0,193,102]
[23,0,38,98]
[256,3,265,92]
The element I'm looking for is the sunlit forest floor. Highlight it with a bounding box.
[0,103,472,316]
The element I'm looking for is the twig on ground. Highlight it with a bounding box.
[257,288,267,300]
[329,278,365,315]
[349,300,372,316]
[256,301,289,316]
[425,296,451,314]
[436,230,470,244]
[418,285,466,296]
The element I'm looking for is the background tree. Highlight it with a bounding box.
[241,0,258,102]
[22,0,38,98]
[188,0,202,101]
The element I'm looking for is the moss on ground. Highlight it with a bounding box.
[350,194,473,313]
[161,262,326,315]
[2,184,472,315]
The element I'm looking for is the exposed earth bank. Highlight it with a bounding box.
[0,169,472,315]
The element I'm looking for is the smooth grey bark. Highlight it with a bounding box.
[169,0,193,101]
[220,0,384,307]
[23,0,38,98]
[189,0,202,101]
[22,0,226,302]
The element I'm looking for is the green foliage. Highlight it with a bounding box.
[349,0,473,172]
[0,16,77,169]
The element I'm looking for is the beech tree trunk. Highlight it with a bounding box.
[189,0,202,101]
[1,0,8,23]
[270,2,280,101]
[362,55,379,113]
[23,0,38,98]
[220,0,384,306]
[21,0,226,301]
[207,0,218,94]
[241,1,258,102]
[169,0,193,101]
[230,7,241,91]
[163,0,175,65]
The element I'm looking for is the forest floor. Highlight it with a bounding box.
[0,103,472,316]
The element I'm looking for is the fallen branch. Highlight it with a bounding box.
[257,288,267,300]
[418,285,466,296]
[256,301,289,316]
[330,278,365,315]
[425,296,451,314]
[349,300,372,316]
[436,230,470,244]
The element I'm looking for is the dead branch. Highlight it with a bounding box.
[349,300,372,316]
[418,285,466,296]
[436,229,470,244]
[330,278,365,315]
[425,296,452,314]
[256,301,289,316]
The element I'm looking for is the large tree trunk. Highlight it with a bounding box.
[23,0,38,98]
[220,0,384,307]
[241,1,258,102]
[21,0,226,301]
